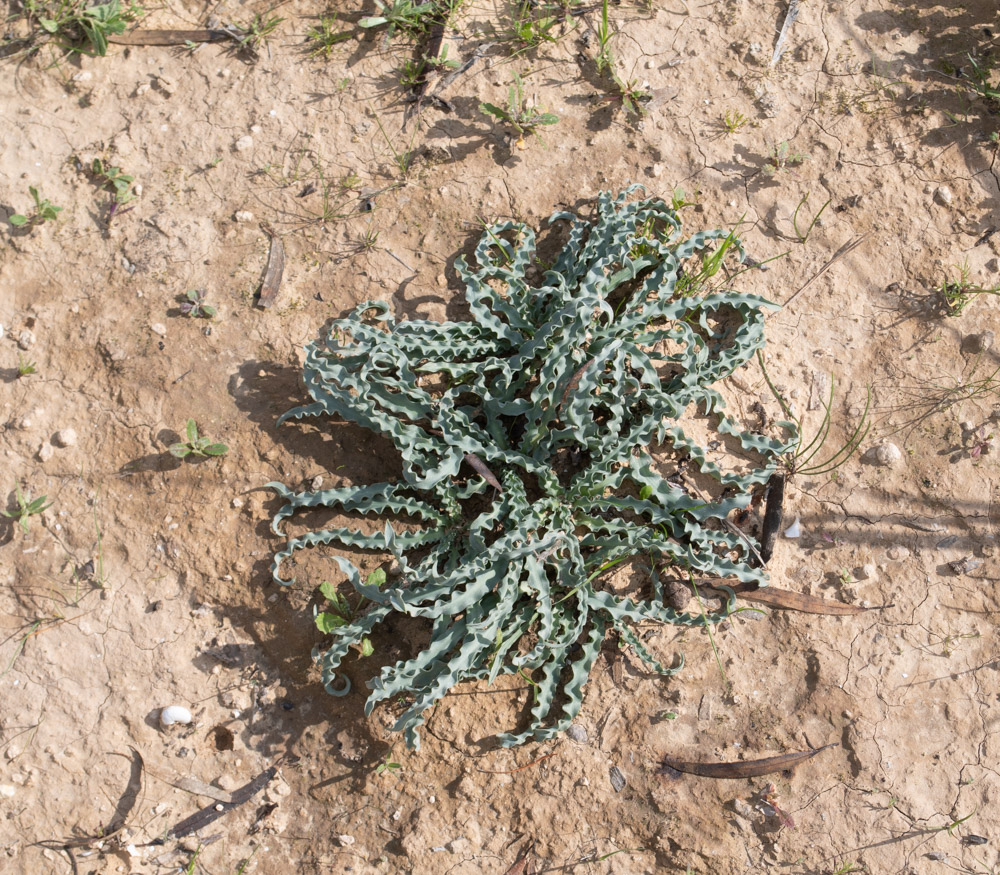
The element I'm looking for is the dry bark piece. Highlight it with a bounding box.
[756,472,785,566]
[658,743,838,779]
[697,581,866,616]
[257,225,285,309]
[165,766,277,839]
[109,29,231,46]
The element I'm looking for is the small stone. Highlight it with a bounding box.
[215,774,239,792]
[234,135,254,152]
[17,329,35,350]
[150,322,167,337]
[234,210,255,223]
[609,765,626,793]
[566,724,588,743]
[887,545,910,561]
[963,330,995,355]
[231,498,244,508]
[732,798,754,819]
[858,563,878,581]
[310,476,324,490]
[37,442,54,462]
[934,186,953,206]
[650,163,664,178]
[52,428,77,448]
[0,785,15,798]
[337,835,355,846]
[869,441,902,467]
[133,183,143,197]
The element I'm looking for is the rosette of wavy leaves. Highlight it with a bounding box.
[268,186,792,748]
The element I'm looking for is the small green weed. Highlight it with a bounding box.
[594,0,613,74]
[234,10,284,56]
[359,0,435,40]
[25,0,142,56]
[169,419,228,459]
[508,0,560,50]
[16,354,38,377]
[480,72,560,146]
[609,72,652,117]
[964,54,999,104]
[179,289,216,319]
[670,187,697,211]
[306,15,351,58]
[791,193,831,243]
[2,486,52,535]
[758,352,871,478]
[762,141,806,176]
[375,752,402,775]
[91,158,135,205]
[720,108,748,133]
[10,186,63,228]
[316,570,385,660]
[830,861,862,874]
[939,258,1000,316]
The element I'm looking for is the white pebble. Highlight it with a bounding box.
[37,442,54,462]
[337,835,355,846]
[151,322,167,337]
[783,516,801,538]
[53,428,77,448]
[133,183,143,197]
[159,705,192,728]
[17,329,35,350]
[934,186,953,206]
[0,785,15,798]
[234,135,253,152]
[870,441,902,467]
[232,497,244,508]
[859,562,878,581]
[234,210,255,223]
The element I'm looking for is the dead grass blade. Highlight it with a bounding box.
[658,742,838,779]
[109,29,231,46]
[257,224,285,309]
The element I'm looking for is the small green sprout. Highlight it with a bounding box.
[2,486,52,535]
[358,0,435,40]
[762,141,807,176]
[91,158,135,205]
[480,72,559,146]
[720,108,748,133]
[10,186,63,227]
[169,419,228,459]
[315,569,385,655]
[179,289,217,319]
[306,15,351,58]
[16,354,38,377]
[375,752,402,776]
[939,258,1000,316]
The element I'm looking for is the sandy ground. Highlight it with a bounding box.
[2,0,1000,872]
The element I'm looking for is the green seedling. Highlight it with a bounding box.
[267,186,794,749]
[359,0,435,39]
[398,47,458,90]
[480,72,559,146]
[179,289,216,318]
[762,141,806,176]
[792,193,831,243]
[609,72,652,117]
[670,187,697,211]
[26,0,143,56]
[830,863,862,875]
[758,352,871,478]
[91,158,134,205]
[594,0,613,74]
[168,419,228,459]
[965,54,999,103]
[10,186,63,227]
[509,0,560,49]
[234,11,284,56]
[16,354,38,377]
[315,570,384,660]
[939,258,1000,316]
[2,486,52,535]
[375,752,402,775]
[306,15,351,58]
[720,109,748,133]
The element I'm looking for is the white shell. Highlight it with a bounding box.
[783,516,802,538]
[159,705,192,728]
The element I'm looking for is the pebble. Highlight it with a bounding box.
[858,562,877,581]
[934,186,953,206]
[216,774,239,792]
[337,835,355,846]
[783,516,802,538]
[17,329,35,350]
[235,135,253,152]
[310,476,324,490]
[37,442,54,462]
[963,330,995,354]
[0,785,15,798]
[235,210,255,223]
[609,765,626,793]
[159,705,193,728]
[650,163,663,178]
[231,498,244,508]
[151,322,167,337]
[53,428,77,448]
[732,798,754,819]
[887,545,910,561]
[870,441,902,467]
[566,724,588,743]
